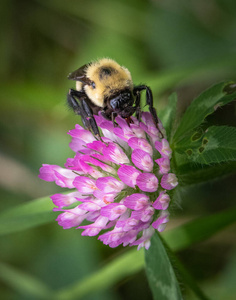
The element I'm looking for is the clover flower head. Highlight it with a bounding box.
[39,112,178,250]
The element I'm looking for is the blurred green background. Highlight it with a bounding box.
[1,0,236,299]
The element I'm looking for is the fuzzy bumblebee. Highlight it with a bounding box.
[67,58,162,138]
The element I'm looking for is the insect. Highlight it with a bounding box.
[67,58,162,139]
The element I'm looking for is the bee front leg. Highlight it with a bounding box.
[100,110,118,127]
[111,112,118,127]
[67,89,90,129]
[133,85,164,138]
[81,98,102,141]
[134,91,141,121]
[67,89,102,140]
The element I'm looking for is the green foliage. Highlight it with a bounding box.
[169,82,236,183]
[173,82,236,143]
[146,235,210,300]
[175,126,236,165]
[145,233,183,300]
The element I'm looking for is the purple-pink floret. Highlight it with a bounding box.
[39,112,178,250]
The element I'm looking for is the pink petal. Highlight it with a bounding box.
[93,190,116,203]
[153,191,170,210]
[116,217,140,231]
[39,164,77,188]
[86,140,105,153]
[155,157,170,174]
[117,165,141,188]
[141,112,156,128]
[68,125,95,142]
[79,155,116,177]
[103,143,129,164]
[64,154,84,171]
[78,197,105,211]
[96,176,125,193]
[100,203,127,220]
[123,193,150,210]
[120,230,139,247]
[94,115,124,144]
[51,192,83,208]
[131,206,154,222]
[98,228,125,246]
[130,123,146,139]
[69,138,86,152]
[139,122,161,144]
[78,157,103,178]
[113,126,136,141]
[161,173,178,190]
[68,125,96,151]
[131,149,153,172]
[152,211,169,230]
[39,164,59,182]
[128,137,153,155]
[79,216,109,236]
[130,226,155,250]
[73,176,97,194]
[155,139,172,158]
[56,207,87,229]
[136,173,158,192]
[113,116,136,141]
[115,116,130,128]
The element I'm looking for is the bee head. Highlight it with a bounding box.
[109,90,134,110]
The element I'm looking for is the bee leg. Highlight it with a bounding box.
[111,112,118,127]
[67,89,82,114]
[133,85,164,138]
[67,89,90,129]
[100,110,118,127]
[134,92,141,121]
[81,98,102,141]
[68,89,102,140]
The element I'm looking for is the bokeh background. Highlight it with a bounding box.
[1,0,236,299]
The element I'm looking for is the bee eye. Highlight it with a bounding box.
[91,82,96,89]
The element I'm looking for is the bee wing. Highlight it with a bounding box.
[67,63,92,85]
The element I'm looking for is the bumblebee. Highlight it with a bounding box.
[67,58,161,138]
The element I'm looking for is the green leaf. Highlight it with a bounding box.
[0,196,57,235]
[0,262,52,299]
[145,233,183,300]
[175,126,236,165]
[159,92,178,141]
[173,82,236,143]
